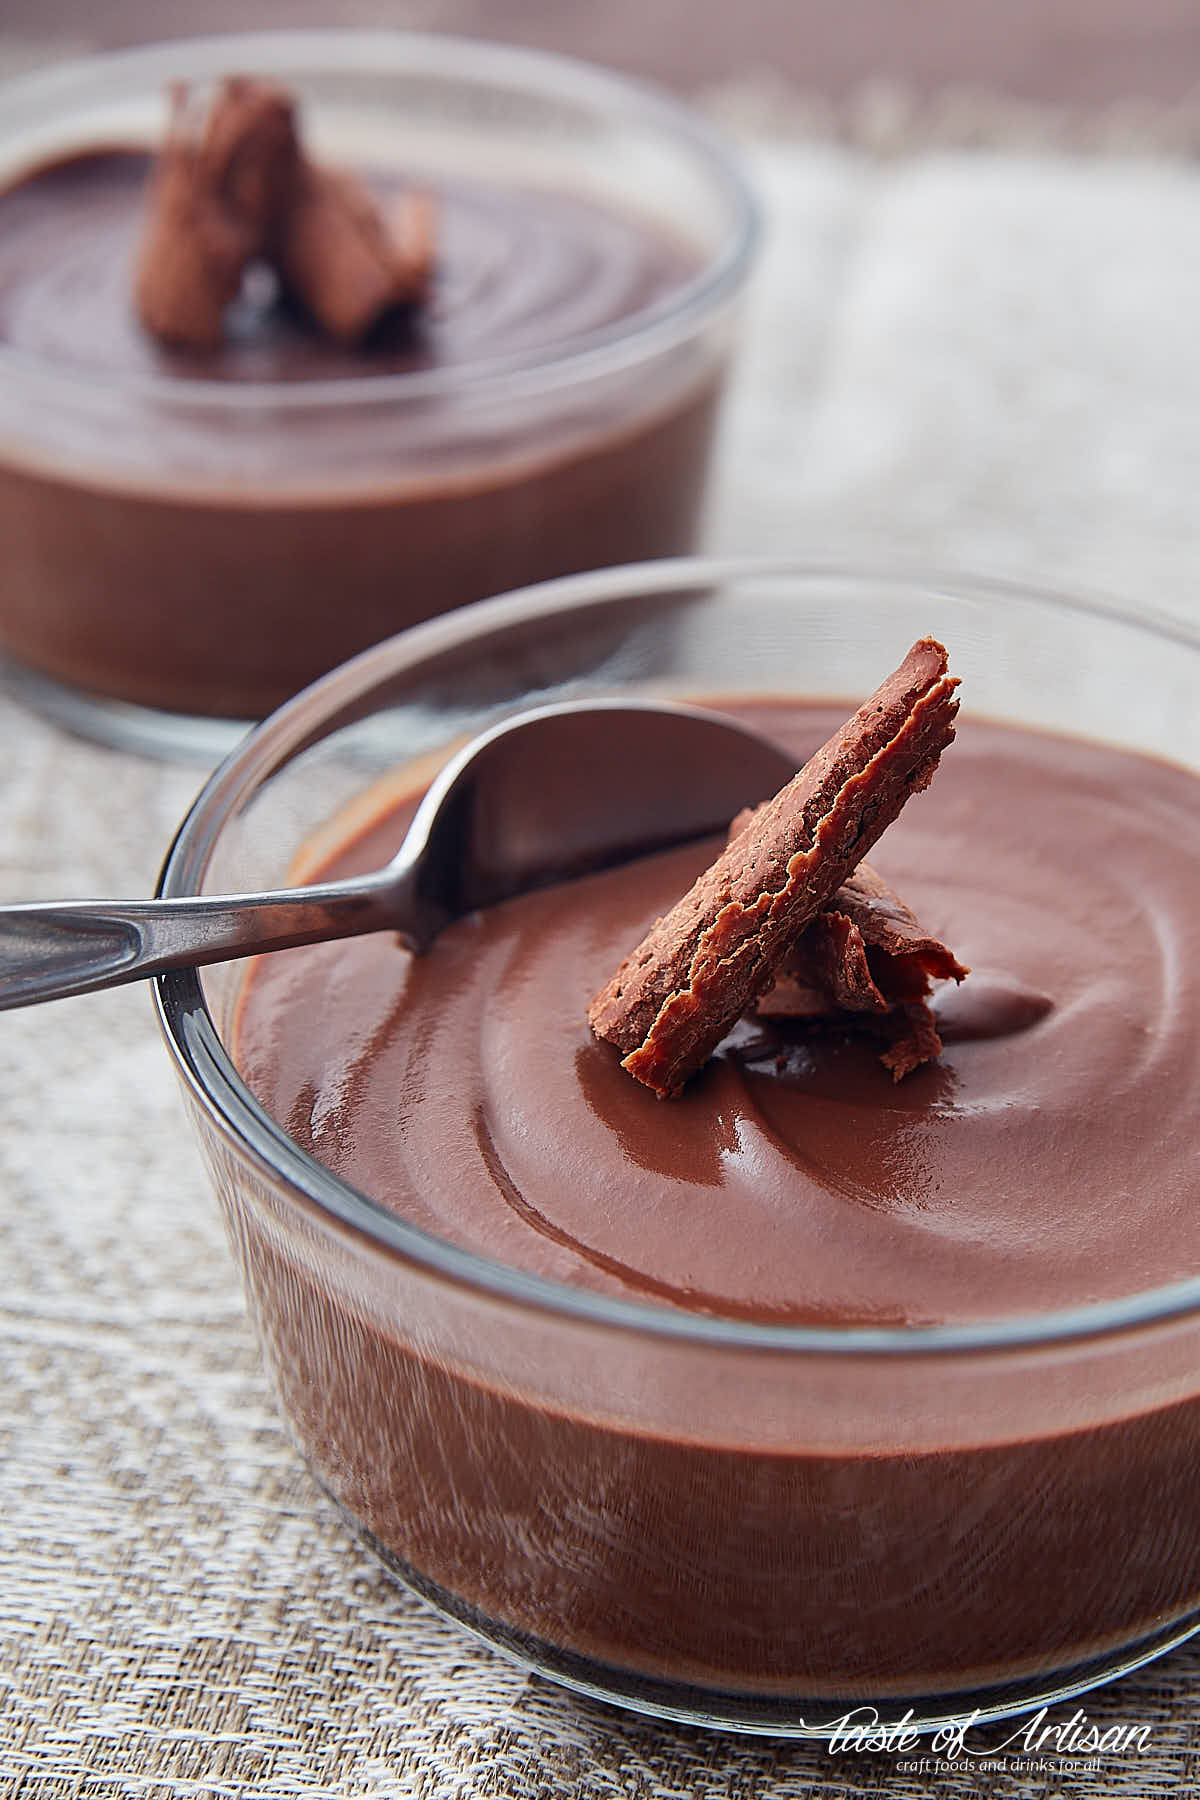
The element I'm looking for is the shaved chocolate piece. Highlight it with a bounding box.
[588,640,960,1097]
[276,165,435,343]
[750,970,832,1019]
[830,862,966,989]
[732,844,968,999]
[751,861,969,1079]
[201,76,299,239]
[879,1002,947,1079]
[134,76,435,351]
[135,79,299,350]
[802,908,893,1011]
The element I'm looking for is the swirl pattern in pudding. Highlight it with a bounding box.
[0,144,724,717]
[0,148,699,384]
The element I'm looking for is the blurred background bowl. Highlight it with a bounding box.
[0,31,757,753]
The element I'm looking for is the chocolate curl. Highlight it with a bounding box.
[276,166,436,343]
[878,1004,948,1081]
[135,76,435,351]
[588,640,960,1098]
[134,79,299,351]
[752,861,968,1079]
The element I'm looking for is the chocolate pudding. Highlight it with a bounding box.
[228,703,1200,1702]
[0,145,728,719]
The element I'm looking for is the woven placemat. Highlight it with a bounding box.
[3,131,1200,1797]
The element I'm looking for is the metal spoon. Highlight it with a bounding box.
[0,699,796,1011]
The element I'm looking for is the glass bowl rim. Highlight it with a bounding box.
[155,553,1200,1359]
[0,27,760,415]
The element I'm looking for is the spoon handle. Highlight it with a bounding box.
[0,880,398,1010]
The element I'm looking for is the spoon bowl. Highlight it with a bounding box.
[0,699,796,1010]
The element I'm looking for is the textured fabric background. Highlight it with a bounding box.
[3,128,1200,1796]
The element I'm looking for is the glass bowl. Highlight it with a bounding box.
[155,558,1200,1736]
[0,32,757,758]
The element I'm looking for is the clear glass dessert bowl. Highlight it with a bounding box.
[0,31,757,758]
[155,558,1200,1736]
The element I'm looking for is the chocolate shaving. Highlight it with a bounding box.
[750,860,968,1078]
[276,167,435,343]
[587,639,960,1098]
[134,76,435,351]
[135,79,298,350]
[878,1002,947,1080]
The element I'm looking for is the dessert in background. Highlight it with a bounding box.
[0,37,754,732]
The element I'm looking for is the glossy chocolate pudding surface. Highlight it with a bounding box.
[0,150,721,717]
[238,708,1200,1326]
[0,150,698,387]
[226,705,1200,1700]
